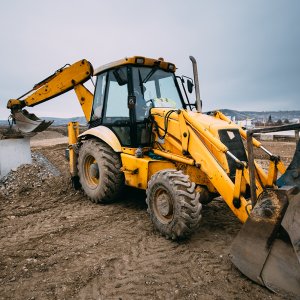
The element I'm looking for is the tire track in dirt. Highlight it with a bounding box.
[1,186,153,299]
[77,235,202,299]
[0,199,104,248]
[1,143,287,300]
[75,200,275,300]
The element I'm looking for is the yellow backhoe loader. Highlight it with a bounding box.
[6,56,300,297]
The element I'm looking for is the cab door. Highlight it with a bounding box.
[90,66,152,147]
[90,67,132,146]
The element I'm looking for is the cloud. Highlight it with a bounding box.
[1,0,299,120]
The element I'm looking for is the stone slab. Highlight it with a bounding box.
[0,138,32,179]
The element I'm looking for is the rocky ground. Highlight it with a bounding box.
[0,129,297,300]
[0,152,60,198]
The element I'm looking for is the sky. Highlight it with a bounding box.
[0,0,299,120]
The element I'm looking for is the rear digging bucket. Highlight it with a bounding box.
[12,109,53,134]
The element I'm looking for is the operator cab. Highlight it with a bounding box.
[90,56,185,147]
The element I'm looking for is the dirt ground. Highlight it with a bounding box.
[0,130,297,300]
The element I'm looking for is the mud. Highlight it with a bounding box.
[0,136,296,300]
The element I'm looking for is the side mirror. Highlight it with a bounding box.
[187,79,194,93]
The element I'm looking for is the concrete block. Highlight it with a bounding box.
[0,138,32,179]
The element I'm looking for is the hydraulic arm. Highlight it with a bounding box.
[7,59,94,133]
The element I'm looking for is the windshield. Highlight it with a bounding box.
[132,67,183,110]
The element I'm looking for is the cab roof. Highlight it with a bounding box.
[94,56,176,76]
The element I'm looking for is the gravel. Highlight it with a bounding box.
[0,152,60,197]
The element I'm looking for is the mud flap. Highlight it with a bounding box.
[230,187,300,298]
[12,109,53,134]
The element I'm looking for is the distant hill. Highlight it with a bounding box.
[43,116,87,126]
[0,116,87,127]
[215,109,300,122]
[1,110,300,127]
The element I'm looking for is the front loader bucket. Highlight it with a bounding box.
[12,109,53,134]
[277,138,300,189]
[230,187,300,298]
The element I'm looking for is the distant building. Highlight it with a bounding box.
[291,118,300,123]
[236,119,254,129]
[225,115,254,129]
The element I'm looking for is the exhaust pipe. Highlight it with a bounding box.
[189,56,202,112]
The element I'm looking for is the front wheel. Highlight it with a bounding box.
[78,139,124,203]
[146,169,202,240]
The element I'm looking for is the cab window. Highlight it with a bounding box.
[103,68,129,123]
[132,67,183,113]
[91,72,107,121]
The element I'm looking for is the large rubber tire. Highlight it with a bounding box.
[78,139,124,204]
[146,169,202,240]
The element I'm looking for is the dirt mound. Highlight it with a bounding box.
[31,130,65,141]
[0,152,60,198]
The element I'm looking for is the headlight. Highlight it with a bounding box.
[135,57,145,64]
[168,63,175,71]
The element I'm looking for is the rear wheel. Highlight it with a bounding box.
[146,169,202,240]
[78,139,124,203]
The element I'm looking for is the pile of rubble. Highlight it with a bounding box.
[0,152,60,197]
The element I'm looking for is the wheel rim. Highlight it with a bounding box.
[153,187,174,224]
[83,154,99,189]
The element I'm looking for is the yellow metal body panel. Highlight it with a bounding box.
[122,147,138,155]
[177,164,218,193]
[121,153,175,189]
[152,149,194,165]
[18,59,92,108]
[253,161,268,186]
[277,160,287,174]
[6,99,22,109]
[149,108,292,222]
[94,56,176,76]
[74,84,94,122]
[233,168,246,201]
[266,160,278,187]
[79,126,122,152]
[187,128,249,222]
[151,109,232,173]
[178,111,189,153]
[151,108,253,222]
[68,122,79,177]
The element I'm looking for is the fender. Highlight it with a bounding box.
[78,126,122,152]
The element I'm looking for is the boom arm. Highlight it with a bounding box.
[7,59,94,132]
[150,108,290,223]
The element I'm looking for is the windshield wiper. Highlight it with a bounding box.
[143,67,158,83]
[138,69,144,97]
